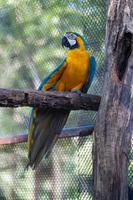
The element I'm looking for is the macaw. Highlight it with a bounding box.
[27,32,96,169]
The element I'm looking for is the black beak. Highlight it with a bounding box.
[62,36,70,48]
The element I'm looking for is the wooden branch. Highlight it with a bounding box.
[0,125,94,145]
[0,88,101,111]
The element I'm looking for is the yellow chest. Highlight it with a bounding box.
[58,49,89,91]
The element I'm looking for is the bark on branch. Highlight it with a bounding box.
[0,88,100,111]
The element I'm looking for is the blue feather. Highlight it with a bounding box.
[82,56,96,93]
[38,59,66,90]
[29,59,66,125]
[82,36,89,49]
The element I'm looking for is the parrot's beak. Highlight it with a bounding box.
[62,36,70,48]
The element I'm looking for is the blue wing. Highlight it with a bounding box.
[82,56,96,93]
[38,58,66,90]
[28,58,67,151]
[29,58,66,117]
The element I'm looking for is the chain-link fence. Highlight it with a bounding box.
[0,1,132,200]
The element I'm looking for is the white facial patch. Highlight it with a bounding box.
[65,33,77,47]
[67,38,77,46]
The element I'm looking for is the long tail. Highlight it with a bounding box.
[27,109,70,169]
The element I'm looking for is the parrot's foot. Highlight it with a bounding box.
[71,90,82,96]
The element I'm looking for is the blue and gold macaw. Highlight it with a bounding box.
[27,32,96,169]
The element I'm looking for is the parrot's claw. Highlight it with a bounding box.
[71,90,82,96]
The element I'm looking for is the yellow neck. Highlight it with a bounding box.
[76,37,85,50]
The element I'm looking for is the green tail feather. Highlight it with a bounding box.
[27,109,70,169]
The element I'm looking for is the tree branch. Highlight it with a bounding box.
[0,125,94,145]
[0,88,101,111]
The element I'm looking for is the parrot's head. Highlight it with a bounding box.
[62,32,88,50]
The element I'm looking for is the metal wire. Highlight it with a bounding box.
[1,1,128,200]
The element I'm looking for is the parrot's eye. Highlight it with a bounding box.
[66,32,77,40]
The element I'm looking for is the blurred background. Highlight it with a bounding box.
[0,0,132,200]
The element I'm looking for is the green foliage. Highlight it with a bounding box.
[0,0,106,135]
[0,0,106,199]
[128,145,133,188]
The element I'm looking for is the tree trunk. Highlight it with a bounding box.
[93,0,133,200]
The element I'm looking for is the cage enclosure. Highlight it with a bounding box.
[0,1,132,200]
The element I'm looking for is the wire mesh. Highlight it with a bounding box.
[1,1,132,200]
